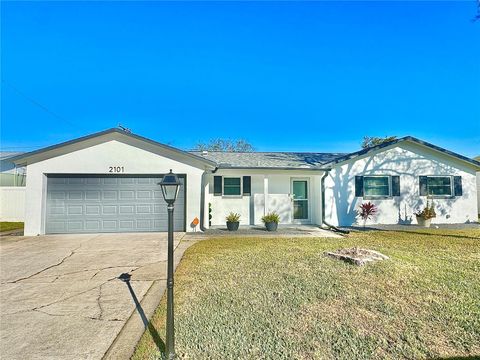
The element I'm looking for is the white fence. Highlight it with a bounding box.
[477,173,480,215]
[0,187,25,222]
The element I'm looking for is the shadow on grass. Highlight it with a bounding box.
[119,273,165,354]
[431,356,480,360]
[346,226,480,241]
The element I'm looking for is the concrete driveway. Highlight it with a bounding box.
[0,232,192,360]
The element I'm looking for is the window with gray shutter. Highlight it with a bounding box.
[213,176,222,196]
[355,176,364,197]
[243,176,251,195]
[391,176,400,196]
[453,176,462,196]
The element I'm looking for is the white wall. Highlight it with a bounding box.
[477,172,480,216]
[23,139,208,235]
[0,187,26,222]
[324,142,478,226]
[207,169,325,226]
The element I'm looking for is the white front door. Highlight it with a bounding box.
[291,178,310,223]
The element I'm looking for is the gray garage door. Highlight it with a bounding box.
[46,175,185,234]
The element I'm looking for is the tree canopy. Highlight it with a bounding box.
[194,138,255,152]
[361,136,398,149]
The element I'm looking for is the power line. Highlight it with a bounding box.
[1,80,85,130]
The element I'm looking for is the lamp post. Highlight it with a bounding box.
[159,169,181,360]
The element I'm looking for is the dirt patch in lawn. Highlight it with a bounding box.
[325,247,389,266]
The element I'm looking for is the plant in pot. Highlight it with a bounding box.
[357,202,378,228]
[262,212,280,232]
[226,212,240,231]
[414,200,436,227]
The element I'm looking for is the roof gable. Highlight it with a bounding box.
[10,128,217,168]
[322,136,480,170]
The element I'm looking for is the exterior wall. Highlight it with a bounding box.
[23,140,206,235]
[477,172,480,216]
[324,142,478,226]
[206,169,325,226]
[0,187,26,222]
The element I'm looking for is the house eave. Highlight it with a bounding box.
[216,166,329,171]
[10,128,218,169]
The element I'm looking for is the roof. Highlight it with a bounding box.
[10,128,217,167]
[190,151,346,170]
[7,130,480,171]
[0,152,24,161]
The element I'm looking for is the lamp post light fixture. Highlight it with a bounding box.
[159,169,181,360]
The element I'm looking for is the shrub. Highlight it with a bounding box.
[226,212,241,223]
[261,212,280,224]
[357,202,377,226]
[414,201,436,220]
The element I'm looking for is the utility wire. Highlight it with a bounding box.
[1,80,85,130]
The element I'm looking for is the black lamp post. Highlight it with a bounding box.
[159,169,181,360]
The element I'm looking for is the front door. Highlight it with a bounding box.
[291,179,310,223]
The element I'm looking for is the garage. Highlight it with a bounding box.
[45,174,186,233]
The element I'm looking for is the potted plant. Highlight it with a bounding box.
[357,202,378,228]
[261,212,280,231]
[414,201,436,227]
[226,212,240,231]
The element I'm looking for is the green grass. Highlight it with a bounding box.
[0,222,24,232]
[133,229,480,360]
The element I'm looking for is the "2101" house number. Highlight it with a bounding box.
[108,166,125,173]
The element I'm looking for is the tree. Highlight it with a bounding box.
[194,138,255,152]
[361,136,397,149]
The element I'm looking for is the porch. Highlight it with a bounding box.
[206,170,326,227]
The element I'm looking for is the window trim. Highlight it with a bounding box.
[425,175,453,198]
[363,175,391,199]
[222,176,242,197]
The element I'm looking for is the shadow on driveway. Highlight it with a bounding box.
[119,272,165,354]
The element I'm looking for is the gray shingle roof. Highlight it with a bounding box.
[189,151,347,169]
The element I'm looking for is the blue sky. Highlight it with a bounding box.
[1,1,479,157]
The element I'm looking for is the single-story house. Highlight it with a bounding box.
[0,152,26,186]
[476,155,480,215]
[10,128,480,235]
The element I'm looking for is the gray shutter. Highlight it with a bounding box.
[391,176,400,196]
[242,176,251,195]
[355,176,364,197]
[213,176,222,196]
[419,176,428,196]
[453,176,462,196]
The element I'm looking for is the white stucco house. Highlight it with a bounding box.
[476,155,480,215]
[10,128,480,236]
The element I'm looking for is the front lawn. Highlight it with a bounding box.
[0,222,24,232]
[133,229,480,359]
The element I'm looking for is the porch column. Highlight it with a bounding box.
[264,175,269,215]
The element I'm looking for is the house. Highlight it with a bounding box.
[0,152,26,222]
[476,155,480,216]
[0,152,26,186]
[10,128,480,236]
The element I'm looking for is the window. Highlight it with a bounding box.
[223,177,241,196]
[363,176,390,197]
[427,176,452,196]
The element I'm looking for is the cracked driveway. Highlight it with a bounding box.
[0,232,188,360]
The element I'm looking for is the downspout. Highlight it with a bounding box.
[200,167,218,232]
[321,169,350,234]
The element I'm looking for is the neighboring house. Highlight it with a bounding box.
[476,155,480,215]
[10,128,480,236]
[0,152,26,222]
[0,152,26,186]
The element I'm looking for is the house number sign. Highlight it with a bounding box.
[108,166,125,173]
